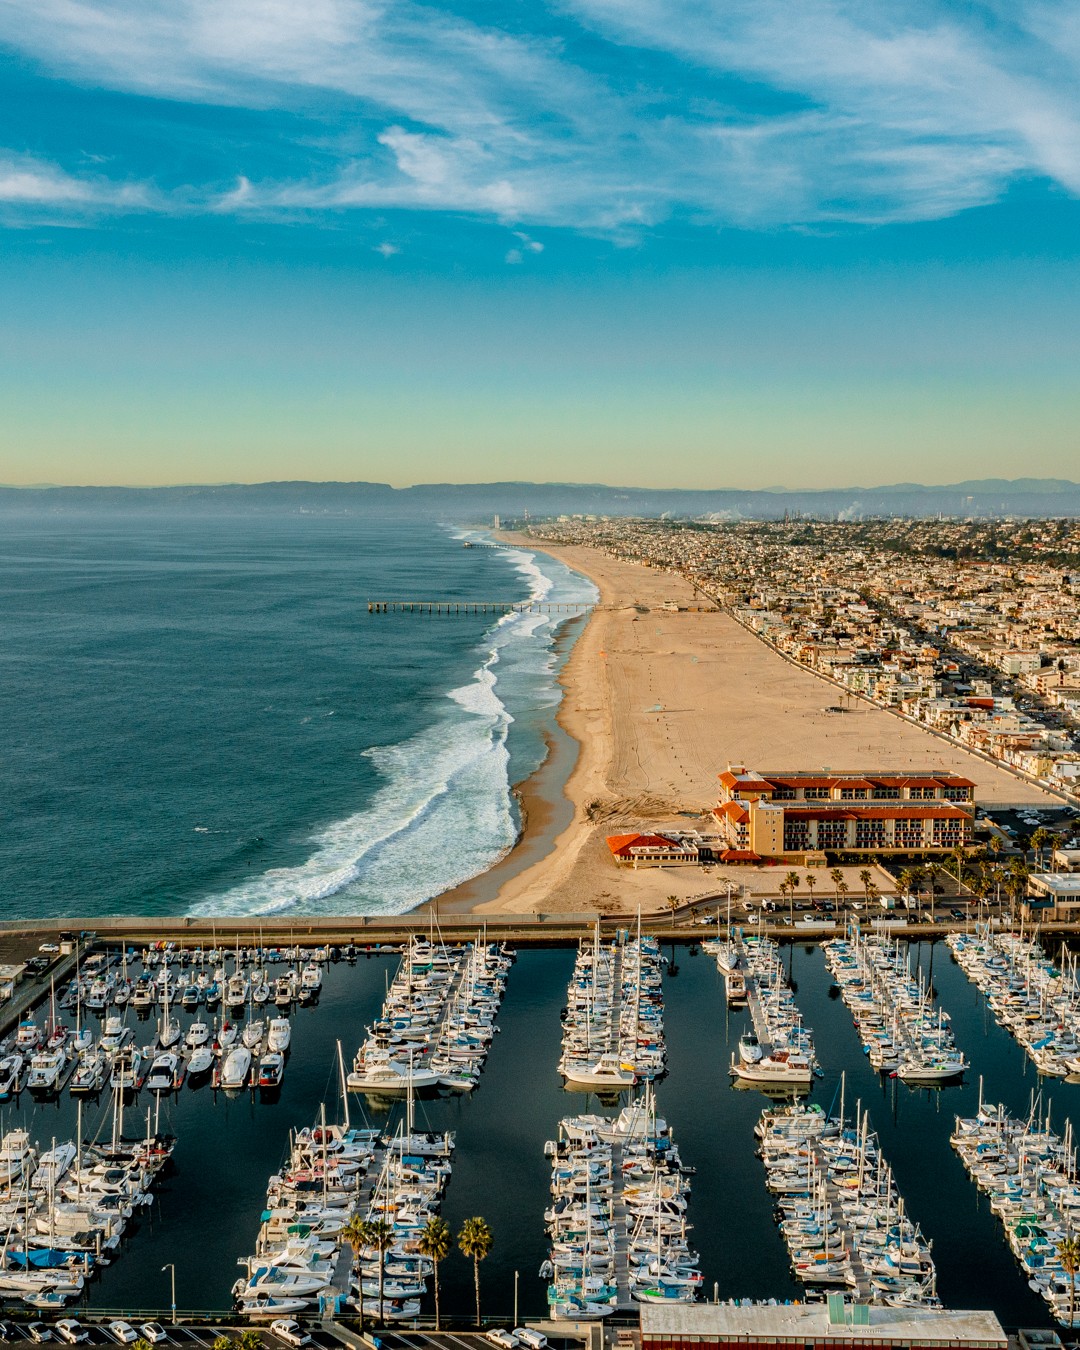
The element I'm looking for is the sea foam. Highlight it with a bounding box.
[188,531,597,917]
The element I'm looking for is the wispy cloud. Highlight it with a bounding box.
[0,0,1078,233]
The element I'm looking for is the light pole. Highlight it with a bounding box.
[162,1263,176,1325]
[514,1269,519,1328]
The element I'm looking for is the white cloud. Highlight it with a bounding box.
[0,0,1079,232]
[505,247,522,263]
[374,241,399,256]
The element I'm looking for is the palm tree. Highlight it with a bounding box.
[838,880,850,911]
[897,867,914,904]
[665,895,680,929]
[829,867,843,905]
[1051,834,1066,870]
[785,871,800,926]
[343,1214,370,1330]
[458,1216,494,1327]
[418,1216,452,1330]
[367,1217,394,1321]
[858,868,872,903]
[1059,1234,1080,1328]
[1031,826,1050,870]
[804,873,817,909]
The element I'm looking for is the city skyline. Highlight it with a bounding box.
[2,1,1079,486]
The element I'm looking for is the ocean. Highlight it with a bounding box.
[0,510,596,922]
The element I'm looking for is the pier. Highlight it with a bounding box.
[368,599,597,615]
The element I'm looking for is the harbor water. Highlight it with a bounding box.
[2,939,1076,1326]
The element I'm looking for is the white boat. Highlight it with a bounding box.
[346,1054,441,1095]
[27,1047,68,1095]
[100,1016,133,1055]
[730,1048,813,1088]
[220,1045,252,1089]
[147,1051,179,1093]
[32,1141,77,1192]
[562,1053,636,1089]
[243,1019,266,1050]
[0,1129,36,1185]
[0,1053,24,1100]
[185,1020,210,1049]
[70,1049,109,1095]
[258,1052,285,1091]
[267,1018,292,1053]
[188,1046,215,1077]
[238,1294,312,1317]
[15,1018,42,1052]
[111,1045,143,1091]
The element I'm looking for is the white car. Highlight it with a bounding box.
[486,1333,520,1350]
[269,1321,311,1348]
[139,1325,168,1344]
[38,943,59,954]
[108,1323,139,1345]
[515,1331,548,1350]
[54,1324,88,1345]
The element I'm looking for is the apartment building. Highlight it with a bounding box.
[714,764,975,860]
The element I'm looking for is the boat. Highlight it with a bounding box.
[187,1047,215,1078]
[258,1052,285,1092]
[27,1047,68,1096]
[267,1018,292,1053]
[111,1045,143,1092]
[70,1049,109,1095]
[731,1048,814,1089]
[242,1020,266,1051]
[0,1129,36,1185]
[562,1053,637,1089]
[32,1142,77,1192]
[0,1053,24,1100]
[147,1052,179,1093]
[185,1020,210,1049]
[220,1045,252,1089]
[100,1016,133,1055]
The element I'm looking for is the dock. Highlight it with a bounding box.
[609,1140,636,1312]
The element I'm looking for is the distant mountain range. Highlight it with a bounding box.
[2,478,1080,520]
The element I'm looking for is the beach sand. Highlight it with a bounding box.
[438,535,1058,919]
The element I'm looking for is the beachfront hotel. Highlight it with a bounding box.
[713,764,976,861]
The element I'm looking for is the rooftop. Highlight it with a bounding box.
[640,1303,1006,1347]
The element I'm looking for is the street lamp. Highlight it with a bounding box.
[514,1269,519,1328]
[162,1263,176,1325]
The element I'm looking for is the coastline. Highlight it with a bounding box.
[433,532,1060,921]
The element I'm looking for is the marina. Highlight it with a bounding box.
[825,929,969,1083]
[713,934,818,1092]
[948,929,1080,1079]
[0,938,1076,1329]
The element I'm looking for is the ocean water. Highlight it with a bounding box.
[0,512,596,921]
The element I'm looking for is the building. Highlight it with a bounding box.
[640,1301,1006,1350]
[714,765,975,860]
[1027,871,1080,916]
[606,833,700,867]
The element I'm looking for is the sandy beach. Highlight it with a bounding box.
[440,534,1058,919]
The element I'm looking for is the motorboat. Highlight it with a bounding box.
[730,1047,813,1089]
[70,1049,109,1095]
[258,1052,285,1092]
[111,1045,143,1092]
[0,1053,24,1101]
[220,1044,252,1090]
[27,1047,68,1096]
[31,1141,77,1192]
[267,1018,292,1053]
[185,1020,210,1049]
[243,1019,266,1050]
[562,1053,636,1089]
[100,1015,133,1055]
[188,1046,215,1078]
[0,1129,36,1185]
[147,1052,179,1093]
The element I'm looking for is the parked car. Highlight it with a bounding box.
[55,1322,88,1345]
[486,1333,521,1349]
[269,1321,311,1348]
[27,1327,52,1344]
[109,1323,138,1345]
[515,1331,548,1350]
[139,1325,168,1344]
[0,1323,16,1343]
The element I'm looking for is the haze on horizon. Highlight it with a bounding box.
[2,1,1080,489]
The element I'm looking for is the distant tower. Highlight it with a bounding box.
[493,514,500,530]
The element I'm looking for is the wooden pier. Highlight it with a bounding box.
[368,599,596,615]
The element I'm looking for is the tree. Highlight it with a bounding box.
[858,868,872,902]
[829,868,844,905]
[1050,834,1065,870]
[804,873,817,908]
[418,1216,452,1331]
[458,1216,494,1327]
[665,895,681,929]
[838,880,850,910]
[1031,827,1050,869]
[212,1339,233,1350]
[343,1214,370,1331]
[785,871,800,926]
[1059,1234,1080,1328]
[238,1333,263,1350]
[366,1217,394,1321]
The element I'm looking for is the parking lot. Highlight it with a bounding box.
[0,1325,340,1350]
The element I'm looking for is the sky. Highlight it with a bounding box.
[2,1,1080,489]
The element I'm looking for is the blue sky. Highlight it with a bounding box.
[2,1,1080,488]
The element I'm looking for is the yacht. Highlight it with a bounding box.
[730,1047,813,1089]
[220,1044,252,1090]
[267,1018,292,1053]
[0,1053,24,1101]
[187,1046,214,1078]
[258,1051,285,1093]
[147,1051,179,1093]
[243,1019,266,1051]
[70,1048,109,1095]
[111,1044,143,1092]
[0,1129,36,1186]
[100,1015,133,1055]
[562,1053,636,1089]
[31,1142,77,1192]
[185,1020,210,1049]
[27,1047,68,1096]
